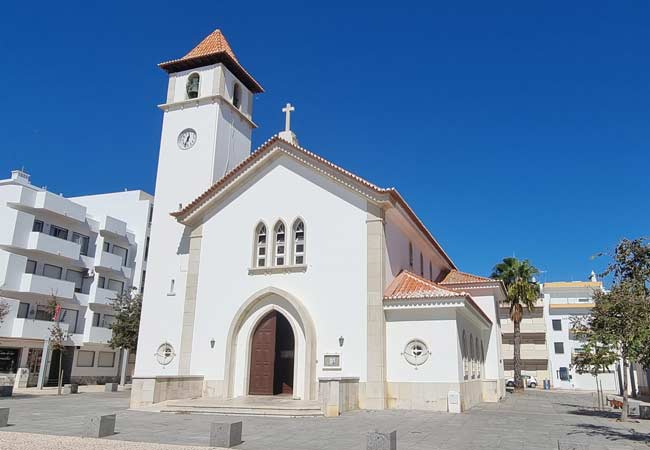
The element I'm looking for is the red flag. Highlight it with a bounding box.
[53,304,61,321]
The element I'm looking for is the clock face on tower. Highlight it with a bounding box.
[177,128,197,150]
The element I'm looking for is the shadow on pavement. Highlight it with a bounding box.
[568,423,650,446]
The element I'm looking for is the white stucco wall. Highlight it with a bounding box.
[135,65,254,378]
[385,309,460,383]
[186,156,368,391]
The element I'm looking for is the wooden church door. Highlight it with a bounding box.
[249,311,277,395]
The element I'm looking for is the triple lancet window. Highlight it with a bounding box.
[254,219,306,268]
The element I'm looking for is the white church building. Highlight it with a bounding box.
[132,29,506,414]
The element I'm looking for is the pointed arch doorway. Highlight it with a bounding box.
[249,310,295,395]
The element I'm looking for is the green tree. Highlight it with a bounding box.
[573,281,650,420]
[108,289,142,353]
[491,257,540,391]
[578,238,650,420]
[47,295,69,395]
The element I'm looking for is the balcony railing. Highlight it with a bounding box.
[86,326,112,344]
[33,191,86,222]
[20,273,75,299]
[92,287,118,306]
[11,318,70,340]
[97,251,124,272]
[26,231,81,261]
[100,215,127,239]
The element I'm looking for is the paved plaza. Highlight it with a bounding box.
[0,389,649,449]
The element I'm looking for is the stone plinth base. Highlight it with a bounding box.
[0,408,9,427]
[130,375,204,408]
[319,377,359,417]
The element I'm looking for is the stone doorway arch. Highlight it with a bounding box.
[223,287,317,400]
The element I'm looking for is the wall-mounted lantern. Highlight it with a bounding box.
[338,336,344,347]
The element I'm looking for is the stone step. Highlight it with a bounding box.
[160,405,323,417]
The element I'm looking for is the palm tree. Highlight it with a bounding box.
[491,257,540,391]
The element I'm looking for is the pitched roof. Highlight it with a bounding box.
[170,135,457,269]
[439,270,495,285]
[384,270,465,300]
[383,270,492,324]
[159,29,264,94]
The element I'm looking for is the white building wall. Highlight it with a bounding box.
[386,309,460,383]
[136,156,369,386]
[0,171,151,385]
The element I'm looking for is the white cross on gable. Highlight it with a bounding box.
[282,103,295,132]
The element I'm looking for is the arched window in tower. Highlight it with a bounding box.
[293,220,305,265]
[408,242,413,270]
[233,83,242,109]
[186,73,200,99]
[254,223,267,267]
[274,222,286,266]
[419,252,424,276]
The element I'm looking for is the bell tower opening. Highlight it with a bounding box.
[249,310,294,396]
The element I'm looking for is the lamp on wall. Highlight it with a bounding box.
[338,336,344,347]
[210,338,215,349]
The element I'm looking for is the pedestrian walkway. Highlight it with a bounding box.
[0,389,648,449]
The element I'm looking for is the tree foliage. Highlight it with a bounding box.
[579,238,650,420]
[108,289,142,353]
[0,301,8,325]
[491,257,540,390]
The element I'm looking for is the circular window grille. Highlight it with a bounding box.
[155,343,176,366]
[403,339,430,366]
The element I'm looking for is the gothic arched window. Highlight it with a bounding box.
[462,330,468,380]
[408,242,414,270]
[293,219,305,265]
[419,252,424,277]
[469,333,475,379]
[233,83,242,109]
[429,261,433,281]
[254,223,267,267]
[186,73,200,99]
[274,222,286,266]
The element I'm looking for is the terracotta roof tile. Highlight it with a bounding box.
[159,28,263,93]
[181,29,239,62]
[439,270,495,285]
[384,270,465,300]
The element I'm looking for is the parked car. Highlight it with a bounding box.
[506,375,538,388]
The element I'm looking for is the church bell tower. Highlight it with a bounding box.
[154,29,264,216]
[135,30,264,377]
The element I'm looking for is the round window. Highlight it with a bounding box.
[403,339,430,366]
[155,343,176,366]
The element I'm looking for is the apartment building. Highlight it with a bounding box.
[0,170,152,386]
[542,276,618,391]
[500,298,550,381]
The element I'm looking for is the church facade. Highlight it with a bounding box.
[131,29,506,414]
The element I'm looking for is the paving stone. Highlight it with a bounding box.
[367,430,396,450]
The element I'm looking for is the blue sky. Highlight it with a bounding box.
[1,1,648,283]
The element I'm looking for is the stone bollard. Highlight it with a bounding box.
[0,408,9,427]
[83,414,116,438]
[210,421,243,448]
[640,405,650,420]
[64,384,79,394]
[104,383,118,392]
[0,386,13,397]
[367,430,397,450]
